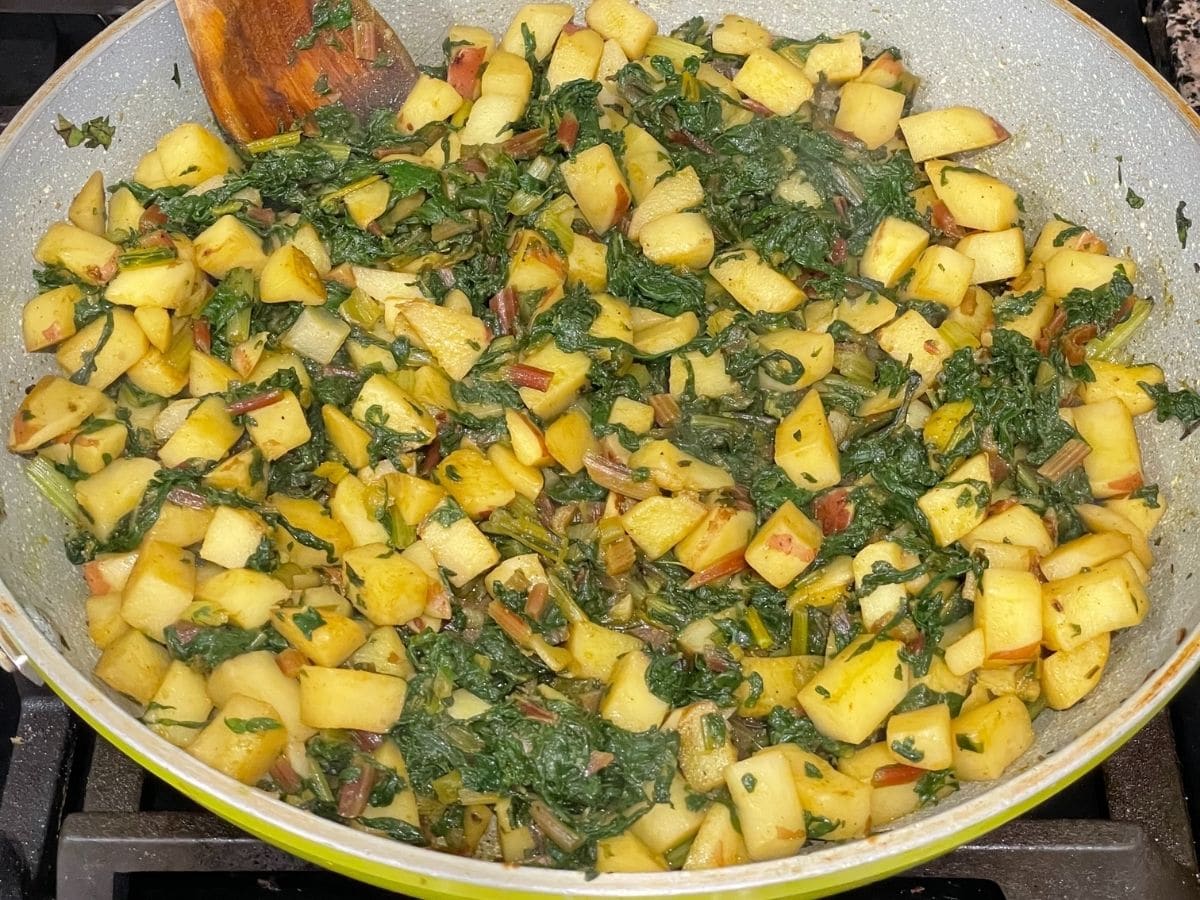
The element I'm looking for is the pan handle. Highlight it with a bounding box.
[0,625,43,687]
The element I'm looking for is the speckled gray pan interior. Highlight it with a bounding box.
[0,0,1199,897]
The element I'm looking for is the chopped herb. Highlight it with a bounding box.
[54,114,115,150]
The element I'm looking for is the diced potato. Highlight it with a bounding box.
[196,568,290,630]
[1042,557,1148,652]
[106,258,196,310]
[567,619,642,681]
[675,506,755,573]
[330,475,390,547]
[733,655,821,718]
[711,14,770,55]
[417,500,500,586]
[94,628,171,705]
[547,26,604,87]
[789,557,855,609]
[951,694,1034,781]
[755,330,835,392]
[566,233,608,291]
[189,693,287,784]
[943,626,985,677]
[835,81,905,150]
[684,802,749,869]
[1042,632,1110,710]
[188,350,240,397]
[710,249,805,314]
[279,307,350,366]
[1072,398,1143,499]
[638,212,715,269]
[917,452,992,547]
[630,774,706,855]
[627,166,703,240]
[585,0,657,58]
[962,503,1054,557]
[352,374,436,447]
[620,494,707,560]
[974,568,1042,666]
[901,245,975,308]
[594,832,667,873]
[669,350,737,397]
[192,215,267,278]
[725,749,807,860]
[629,440,734,492]
[621,123,671,202]
[853,540,908,629]
[120,540,196,641]
[340,543,428,627]
[385,472,446,528]
[499,3,574,60]
[56,308,147,390]
[74,457,160,542]
[799,636,910,743]
[348,626,416,679]
[837,741,926,826]
[860,216,930,288]
[926,160,1019,232]
[672,699,737,791]
[397,75,465,133]
[877,309,952,389]
[517,342,592,419]
[607,396,655,435]
[560,143,631,235]
[1079,360,1163,416]
[956,228,1026,284]
[774,388,840,491]
[632,310,700,355]
[1040,531,1132,582]
[8,375,107,452]
[802,32,864,84]
[155,122,241,186]
[1043,251,1136,297]
[899,106,1009,162]
[775,744,872,840]
[745,501,822,589]
[198,506,269,571]
[206,650,313,743]
[436,446,516,519]
[34,222,119,285]
[157,396,242,468]
[399,300,491,381]
[886,704,954,770]
[272,607,364,672]
[269,493,353,566]
[22,284,80,351]
[145,501,212,548]
[87,592,129,648]
[543,408,598,474]
[301,665,406,733]
[600,649,670,732]
[734,47,813,116]
[244,390,311,461]
[143,660,213,747]
[68,170,106,235]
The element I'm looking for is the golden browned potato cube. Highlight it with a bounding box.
[188,693,288,785]
[298,665,408,732]
[94,628,171,705]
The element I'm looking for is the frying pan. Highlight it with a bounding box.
[0,0,1198,897]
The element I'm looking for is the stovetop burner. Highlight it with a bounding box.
[2,1,1200,898]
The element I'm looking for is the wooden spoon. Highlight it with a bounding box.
[176,0,420,144]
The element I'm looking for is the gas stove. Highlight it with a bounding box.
[3,2,1200,899]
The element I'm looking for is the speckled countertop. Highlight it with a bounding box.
[1149,0,1200,110]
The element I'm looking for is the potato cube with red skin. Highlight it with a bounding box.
[8,375,108,453]
[926,160,1019,232]
[34,222,119,285]
[744,501,822,589]
[899,106,1009,162]
[1071,398,1144,498]
[505,409,553,467]
[975,568,1042,665]
[23,285,80,351]
[675,506,755,573]
[560,143,631,235]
